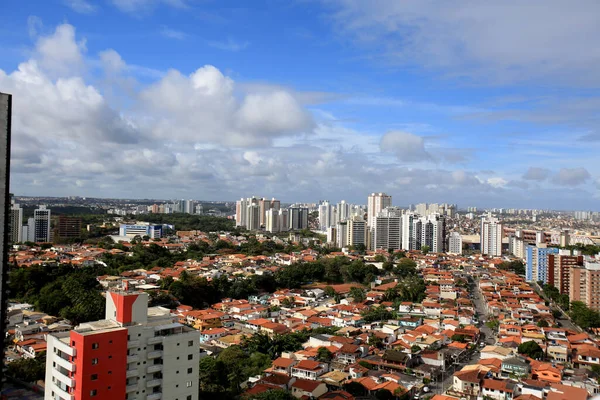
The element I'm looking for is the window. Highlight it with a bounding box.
[187,396,192,400]
[92,358,98,365]
[91,374,98,381]
[187,367,192,374]
[92,343,99,349]
[188,340,193,347]
[186,381,193,388]
[188,354,193,360]
[90,390,97,397]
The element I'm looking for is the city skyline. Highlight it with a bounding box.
[2,2,600,208]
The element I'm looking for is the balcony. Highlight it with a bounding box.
[54,355,76,372]
[54,339,76,357]
[127,354,139,363]
[126,384,138,392]
[51,381,74,400]
[126,369,139,378]
[146,379,162,388]
[147,393,162,400]
[148,336,162,345]
[53,370,75,388]
[127,340,140,348]
[147,350,162,359]
[147,365,162,374]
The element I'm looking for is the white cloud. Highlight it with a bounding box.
[64,0,97,14]
[380,131,430,162]
[523,167,551,181]
[553,167,591,186]
[487,177,508,188]
[207,38,249,52]
[27,16,43,38]
[328,0,600,85]
[160,27,187,40]
[35,24,86,77]
[111,0,188,13]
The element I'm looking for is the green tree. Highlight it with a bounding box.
[537,319,549,328]
[317,346,333,362]
[518,341,544,360]
[421,245,430,255]
[411,345,421,353]
[395,258,417,277]
[324,286,336,298]
[349,287,366,303]
[6,352,46,383]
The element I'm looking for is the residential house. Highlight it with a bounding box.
[290,379,328,399]
[290,360,328,380]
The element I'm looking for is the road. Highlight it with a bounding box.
[471,281,496,345]
[531,281,580,332]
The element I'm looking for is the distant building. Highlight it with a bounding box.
[448,232,463,255]
[288,207,309,231]
[33,205,51,242]
[45,291,199,400]
[9,202,23,243]
[526,244,559,283]
[57,215,82,240]
[373,207,402,251]
[480,214,502,257]
[119,223,162,239]
[367,193,392,229]
[548,250,583,295]
[347,217,367,248]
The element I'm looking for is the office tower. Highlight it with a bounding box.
[57,216,82,240]
[288,207,309,230]
[318,201,332,231]
[367,193,391,228]
[265,208,279,233]
[525,244,559,283]
[401,212,416,251]
[119,223,163,239]
[480,214,502,257]
[549,250,583,294]
[336,221,348,248]
[448,232,462,255]
[33,205,51,242]
[337,200,350,222]
[373,207,402,251]
[569,261,600,312]
[278,209,289,232]
[45,291,199,400]
[9,202,22,243]
[246,203,261,231]
[347,217,367,248]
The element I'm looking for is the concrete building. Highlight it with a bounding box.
[246,203,261,231]
[288,207,309,231]
[45,290,199,400]
[318,201,332,231]
[401,212,417,251]
[480,214,503,257]
[569,261,600,312]
[278,209,289,232]
[448,232,462,255]
[119,223,163,239]
[9,201,22,243]
[373,208,402,251]
[421,213,445,253]
[526,244,559,283]
[33,205,51,242]
[265,208,279,233]
[367,193,391,228]
[337,200,350,222]
[336,221,348,248]
[347,217,367,248]
[57,216,83,240]
[548,250,583,295]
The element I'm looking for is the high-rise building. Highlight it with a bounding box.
[246,203,261,231]
[57,216,82,240]
[318,201,332,231]
[367,193,392,228]
[9,202,22,243]
[421,213,445,253]
[347,217,367,248]
[259,198,270,227]
[265,208,279,233]
[373,207,402,251]
[33,205,51,242]
[480,214,503,257]
[278,209,289,232]
[336,221,348,248]
[288,207,309,230]
[448,232,462,255]
[548,250,583,294]
[45,291,199,400]
[401,212,417,251]
[526,244,559,283]
[337,200,350,222]
[569,261,600,312]
[235,198,248,227]
[184,199,195,214]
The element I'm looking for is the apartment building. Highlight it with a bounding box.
[569,262,600,312]
[45,291,199,400]
[548,250,583,295]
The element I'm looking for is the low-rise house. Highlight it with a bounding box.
[452,369,485,397]
[501,357,531,378]
[271,357,297,375]
[290,378,328,398]
[546,383,590,400]
[290,360,328,380]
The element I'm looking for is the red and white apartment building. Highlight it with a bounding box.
[45,290,199,400]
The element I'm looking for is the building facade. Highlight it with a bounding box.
[448,232,462,255]
[9,201,22,243]
[480,214,503,257]
[119,224,163,239]
[33,205,51,242]
[525,244,559,283]
[57,216,83,240]
[569,261,600,312]
[367,193,392,229]
[45,291,199,400]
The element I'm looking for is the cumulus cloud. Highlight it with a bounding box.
[380,131,431,162]
[64,0,97,14]
[523,167,551,181]
[553,167,591,186]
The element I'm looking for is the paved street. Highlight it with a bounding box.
[471,281,496,345]
[531,281,580,332]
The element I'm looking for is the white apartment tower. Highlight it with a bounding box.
[265,208,280,233]
[318,201,332,231]
[33,205,51,242]
[347,217,367,248]
[481,214,503,257]
[246,203,261,231]
[45,291,199,400]
[337,201,350,222]
[448,232,463,255]
[401,212,416,251]
[367,193,392,228]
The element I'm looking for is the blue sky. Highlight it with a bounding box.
[1,0,600,210]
